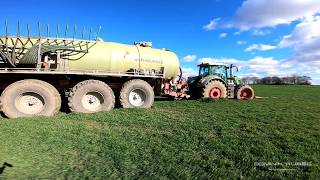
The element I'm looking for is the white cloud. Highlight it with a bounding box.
[245,57,280,75]
[199,57,240,65]
[311,77,320,85]
[203,18,220,31]
[279,16,320,48]
[204,0,320,31]
[234,31,241,35]
[219,33,228,38]
[199,0,320,82]
[245,44,277,52]
[277,16,320,72]
[294,37,320,61]
[236,41,247,45]
[183,55,197,62]
[233,0,320,30]
[252,29,271,36]
[181,67,198,78]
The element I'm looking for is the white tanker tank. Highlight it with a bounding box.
[0,37,180,80]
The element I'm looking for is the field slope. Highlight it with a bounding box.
[0,85,319,179]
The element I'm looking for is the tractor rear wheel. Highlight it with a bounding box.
[237,85,255,100]
[1,79,61,118]
[202,80,227,99]
[120,79,154,108]
[68,80,115,113]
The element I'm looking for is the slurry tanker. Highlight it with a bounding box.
[0,22,254,118]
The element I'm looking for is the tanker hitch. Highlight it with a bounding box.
[163,67,190,100]
[163,79,190,100]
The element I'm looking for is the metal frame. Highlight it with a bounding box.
[0,68,165,78]
[0,20,100,67]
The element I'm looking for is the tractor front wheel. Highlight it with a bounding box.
[202,80,227,99]
[237,85,255,100]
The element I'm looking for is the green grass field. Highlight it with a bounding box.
[0,85,319,179]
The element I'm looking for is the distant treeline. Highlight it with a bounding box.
[241,76,312,85]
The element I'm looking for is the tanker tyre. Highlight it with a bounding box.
[202,80,227,99]
[237,85,255,100]
[68,80,115,113]
[120,79,154,108]
[1,79,61,119]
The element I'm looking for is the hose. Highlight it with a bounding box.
[178,67,183,82]
[0,50,16,67]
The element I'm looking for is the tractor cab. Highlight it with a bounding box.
[198,63,227,79]
[197,63,242,85]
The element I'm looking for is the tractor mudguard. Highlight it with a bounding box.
[197,75,226,87]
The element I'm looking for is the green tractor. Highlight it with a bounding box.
[187,62,255,100]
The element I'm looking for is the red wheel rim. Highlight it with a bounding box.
[240,88,253,99]
[209,87,221,99]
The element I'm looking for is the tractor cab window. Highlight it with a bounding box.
[199,66,209,76]
[211,66,226,78]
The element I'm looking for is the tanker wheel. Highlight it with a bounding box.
[202,80,227,99]
[1,79,61,118]
[120,79,154,108]
[68,80,115,113]
[237,85,255,100]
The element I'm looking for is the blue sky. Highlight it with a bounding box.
[1,0,320,84]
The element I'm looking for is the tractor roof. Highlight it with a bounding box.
[198,62,228,67]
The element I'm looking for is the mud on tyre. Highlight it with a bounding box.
[1,79,61,118]
[68,80,115,113]
[120,79,154,108]
[202,80,227,99]
[237,85,255,100]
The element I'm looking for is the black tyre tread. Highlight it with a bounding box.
[68,80,115,113]
[120,79,154,108]
[1,79,61,118]
[201,80,227,99]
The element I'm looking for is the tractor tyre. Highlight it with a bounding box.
[120,79,154,108]
[236,85,255,100]
[1,79,61,118]
[68,80,115,113]
[202,80,227,99]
